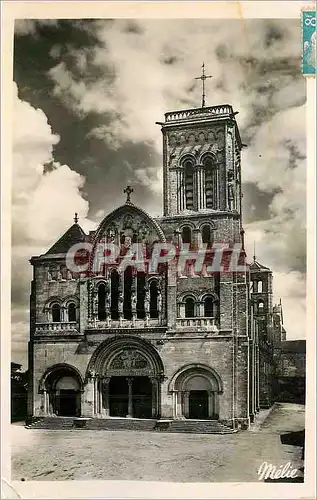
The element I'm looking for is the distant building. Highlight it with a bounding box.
[277,340,306,404]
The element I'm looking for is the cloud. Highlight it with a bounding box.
[14,19,59,36]
[11,82,95,366]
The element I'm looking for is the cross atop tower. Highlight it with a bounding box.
[74,212,79,224]
[195,63,212,108]
[124,185,134,203]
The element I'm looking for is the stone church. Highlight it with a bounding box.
[27,98,285,429]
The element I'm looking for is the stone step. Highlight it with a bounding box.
[25,417,237,434]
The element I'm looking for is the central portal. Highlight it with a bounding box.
[109,376,153,418]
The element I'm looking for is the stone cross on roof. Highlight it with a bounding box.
[124,185,134,203]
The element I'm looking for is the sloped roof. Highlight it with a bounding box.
[249,258,271,272]
[45,223,87,255]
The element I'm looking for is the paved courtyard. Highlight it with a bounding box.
[11,403,305,482]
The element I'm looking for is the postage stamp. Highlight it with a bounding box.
[302,8,316,76]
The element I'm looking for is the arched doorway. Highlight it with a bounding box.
[39,364,84,417]
[109,376,152,418]
[86,336,164,419]
[169,364,223,420]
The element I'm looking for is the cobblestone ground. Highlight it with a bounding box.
[11,403,305,482]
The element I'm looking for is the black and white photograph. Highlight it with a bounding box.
[1,1,316,498]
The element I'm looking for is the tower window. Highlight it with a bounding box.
[204,296,214,317]
[68,303,77,322]
[185,297,195,318]
[184,160,194,210]
[98,283,107,320]
[201,224,212,245]
[52,303,61,323]
[182,226,192,245]
[204,157,216,209]
[258,280,263,293]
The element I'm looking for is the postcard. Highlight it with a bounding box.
[1,1,316,499]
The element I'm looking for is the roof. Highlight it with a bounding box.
[249,258,271,272]
[281,340,306,354]
[45,223,87,256]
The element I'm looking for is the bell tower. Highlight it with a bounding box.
[157,65,243,221]
[158,104,243,217]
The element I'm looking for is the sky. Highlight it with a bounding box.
[12,18,306,368]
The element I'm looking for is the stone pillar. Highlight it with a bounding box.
[183,391,190,418]
[127,377,133,418]
[176,391,183,418]
[208,391,215,418]
[150,377,159,418]
[193,228,201,250]
[43,390,48,415]
[82,372,95,417]
[102,377,111,417]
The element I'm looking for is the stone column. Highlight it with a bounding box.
[208,391,214,419]
[102,377,111,417]
[82,372,95,417]
[150,377,159,418]
[176,391,183,418]
[126,377,133,418]
[183,391,190,418]
[43,390,48,415]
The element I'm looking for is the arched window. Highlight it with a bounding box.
[185,297,195,318]
[258,280,263,293]
[123,266,133,320]
[204,296,214,317]
[68,303,77,322]
[201,225,212,245]
[137,271,146,319]
[98,283,107,320]
[52,303,61,323]
[150,280,159,318]
[204,157,216,209]
[184,159,194,210]
[182,226,192,245]
[258,300,265,313]
[111,270,119,320]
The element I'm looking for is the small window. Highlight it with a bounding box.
[68,303,76,322]
[185,297,195,318]
[202,225,211,245]
[150,280,159,319]
[182,226,192,245]
[204,296,214,317]
[98,283,107,320]
[258,281,263,293]
[258,300,265,312]
[52,303,61,323]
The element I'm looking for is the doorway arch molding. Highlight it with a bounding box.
[86,335,165,378]
[168,363,223,420]
[39,363,85,393]
[168,363,223,394]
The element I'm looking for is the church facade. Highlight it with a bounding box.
[27,102,284,428]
